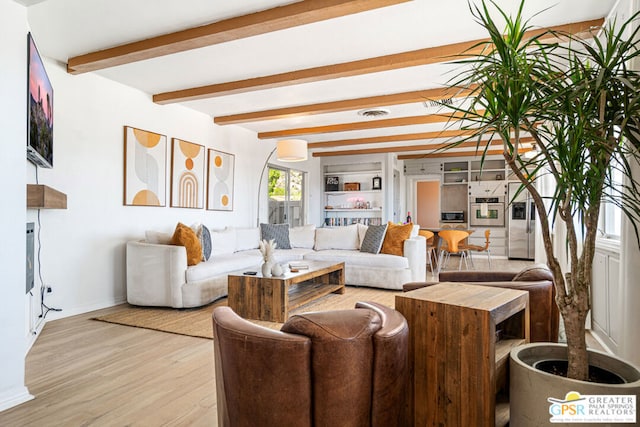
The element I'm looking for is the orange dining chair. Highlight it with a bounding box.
[418,230,438,273]
[460,229,492,269]
[437,229,470,274]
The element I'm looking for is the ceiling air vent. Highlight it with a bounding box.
[424,98,454,108]
[357,108,390,118]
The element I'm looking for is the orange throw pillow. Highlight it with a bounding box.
[380,222,413,256]
[170,222,202,266]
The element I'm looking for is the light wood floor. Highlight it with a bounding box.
[0,258,603,426]
[0,305,218,426]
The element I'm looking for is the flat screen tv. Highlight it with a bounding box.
[27,32,53,169]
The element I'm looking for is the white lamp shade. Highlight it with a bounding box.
[276,139,308,162]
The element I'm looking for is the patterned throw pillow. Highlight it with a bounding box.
[170,222,202,266]
[260,223,291,249]
[380,222,413,256]
[360,224,388,254]
[199,225,212,261]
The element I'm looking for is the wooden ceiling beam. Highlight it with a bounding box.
[308,129,476,148]
[156,18,602,104]
[311,137,534,157]
[258,110,479,139]
[215,87,473,125]
[67,0,410,74]
[396,147,530,159]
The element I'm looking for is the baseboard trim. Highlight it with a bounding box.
[0,387,34,412]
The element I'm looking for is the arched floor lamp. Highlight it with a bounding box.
[256,139,308,227]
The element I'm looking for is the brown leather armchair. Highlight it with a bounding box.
[212,301,408,427]
[403,264,559,343]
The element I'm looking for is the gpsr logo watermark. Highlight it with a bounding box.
[548,391,636,423]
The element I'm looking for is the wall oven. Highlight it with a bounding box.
[469,197,505,227]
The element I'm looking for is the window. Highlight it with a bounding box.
[267,166,305,226]
[598,156,623,240]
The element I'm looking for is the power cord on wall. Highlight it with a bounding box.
[34,167,61,321]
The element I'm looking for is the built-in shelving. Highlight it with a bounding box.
[323,161,384,226]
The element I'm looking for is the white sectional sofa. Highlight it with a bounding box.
[126,224,426,308]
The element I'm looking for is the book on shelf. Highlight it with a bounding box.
[288,261,309,270]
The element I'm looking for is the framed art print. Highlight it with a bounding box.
[123,126,166,206]
[170,138,205,208]
[207,149,235,211]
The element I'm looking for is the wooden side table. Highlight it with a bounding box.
[396,282,529,427]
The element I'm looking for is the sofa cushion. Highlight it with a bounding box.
[380,222,413,256]
[210,227,237,256]
[360,224,388,254]
[261,223,292,249]
[290,225,316,249]
[235,227,260,251]
[239,248,310,264]
[304,250,409,269]
[513,264,554,282]
[314,225,359,251]
[145,230,172,245]
[186,252,261,283]
[170,222,202,266]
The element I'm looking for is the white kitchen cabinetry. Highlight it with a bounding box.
[441,161,469,184]
[470,159,506,182]
[468,227,507,257]
[323,162,384,226]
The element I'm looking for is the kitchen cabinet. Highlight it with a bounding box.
[441,161,469,184]
[470,159,506,182]
[468,227,507,257]
[468,181,507,197]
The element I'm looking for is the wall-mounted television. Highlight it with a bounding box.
[27,32,53,169]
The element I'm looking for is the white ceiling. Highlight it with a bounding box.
[23,0,617,158]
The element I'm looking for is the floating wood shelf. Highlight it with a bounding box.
[27,185,67,209]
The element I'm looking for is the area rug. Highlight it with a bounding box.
[92,287,401,339]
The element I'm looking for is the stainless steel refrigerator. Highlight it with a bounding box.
[508,183,536,259]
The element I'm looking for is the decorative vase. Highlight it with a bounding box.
[271,263,283,277]
[261,261,272,277]
[510,343,640,426]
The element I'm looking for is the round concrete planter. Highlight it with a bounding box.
[510,343,640,427]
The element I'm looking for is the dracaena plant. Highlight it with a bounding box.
[445,0,640,380]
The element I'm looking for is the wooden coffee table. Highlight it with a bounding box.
[227,261,345,322]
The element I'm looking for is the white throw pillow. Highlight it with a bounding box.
[314,224,359,251]
[356,223,368,249]
[290,224,316,249]
[235,227,260,251]
[210,227,237,256]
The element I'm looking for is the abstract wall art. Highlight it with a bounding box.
[207,149,235,211]
[170,138,205,208]
[123,126,166,207]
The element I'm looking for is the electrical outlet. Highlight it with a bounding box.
[47,286,52,293]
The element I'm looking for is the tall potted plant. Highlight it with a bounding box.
[446,0,640,422]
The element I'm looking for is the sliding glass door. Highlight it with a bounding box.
[267,166,305,226]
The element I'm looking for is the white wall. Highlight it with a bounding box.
[0,0,322,412]
[0,0,34,412]
[26,56,320,324]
